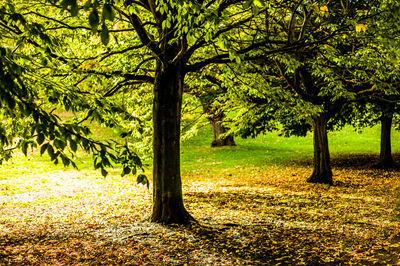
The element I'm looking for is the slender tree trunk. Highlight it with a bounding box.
[307,113,333,185]
[150,62,194,224]
[210,119,236,147]
[198,97,236,147]
[379,113,394,167]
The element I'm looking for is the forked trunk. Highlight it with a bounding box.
[307,114,333,185]
[150,62,194,224]
[210,120,236,147]
[379,113,394,168]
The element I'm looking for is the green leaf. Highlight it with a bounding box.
[243,0,253,9]
[132,154,142,168]
[54,139,66,150]
[253,5,260,15]
[102,156,111,167]
[120,131,129,138]
[60,0,78,16]
[70,139,78,152]
[70,161,78,169]
[7,95,16,110]
[137,174,149,188]
[51,151,59,161]
[122,166,131,176]
[60,0,71,9]
[47,144,54,157]
[40,143,48,155]
[100,24,109,45]
[37,133,45,145]
[131,166,137,175]
[101,167,108,177]
[102,4,114,21]
[70,3,79,17]
[81,138,89,150]
[21,141,28,156]
[89,9,100,31]
[0,47,7,56]
[83,0,92,10]
[137,174,144,183]
[60,154,70,166]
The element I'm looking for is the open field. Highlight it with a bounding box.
[0,126,399,264]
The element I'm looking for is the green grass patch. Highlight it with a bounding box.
[1,123,399,188]
[180,125,400,172]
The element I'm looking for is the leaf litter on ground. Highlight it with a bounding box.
[0,153,399,265]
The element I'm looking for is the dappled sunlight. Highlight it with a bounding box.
[0,158,399,264]
[181,162,400,264]
[0,127,399,264]
[1,0,400,264]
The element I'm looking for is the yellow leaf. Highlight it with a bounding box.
[356,24,367,32]
[254,0,263,8]
[320,5,329,13]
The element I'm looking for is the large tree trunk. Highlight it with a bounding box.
[210,119,236,147]
[379,113,394,168]
[150,62,194,224]
[307,114,333,185]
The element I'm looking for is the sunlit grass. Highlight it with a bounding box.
[181,125,400,172]
[1,124,398,184]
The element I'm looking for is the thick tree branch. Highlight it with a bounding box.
[185,13,259,61]
[274,60,320,104]
[120,4,161,57]
[99,44,145,61]
[75,69,154,84]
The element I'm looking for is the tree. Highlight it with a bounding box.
[349,98,400,168]
[0,1,149,186]
[223,0,396,184]
[186,70,236,147]
[341,0,400,168]
[378,104,396,167]
[2,0,277,224]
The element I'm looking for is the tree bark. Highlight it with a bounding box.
[379,113,394,168]
[150,62,194,224]
[198,97,236,147]
[307,113,333,185]
[210,119,236,147]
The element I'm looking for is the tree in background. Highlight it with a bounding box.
[341,0,400,168]
[224,0,399,184]
[186,69,236,147]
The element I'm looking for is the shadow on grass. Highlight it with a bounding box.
[167,220,399,265]
[292,152,400,170]
[179,187,400,264]
[177,223,335,265]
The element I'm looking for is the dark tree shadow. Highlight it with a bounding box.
[166,221,383,265]
[331,153,400,170]
[292,153,400,170]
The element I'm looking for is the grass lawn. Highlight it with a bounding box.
[181,125,398,172]
[0,125,399,264]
